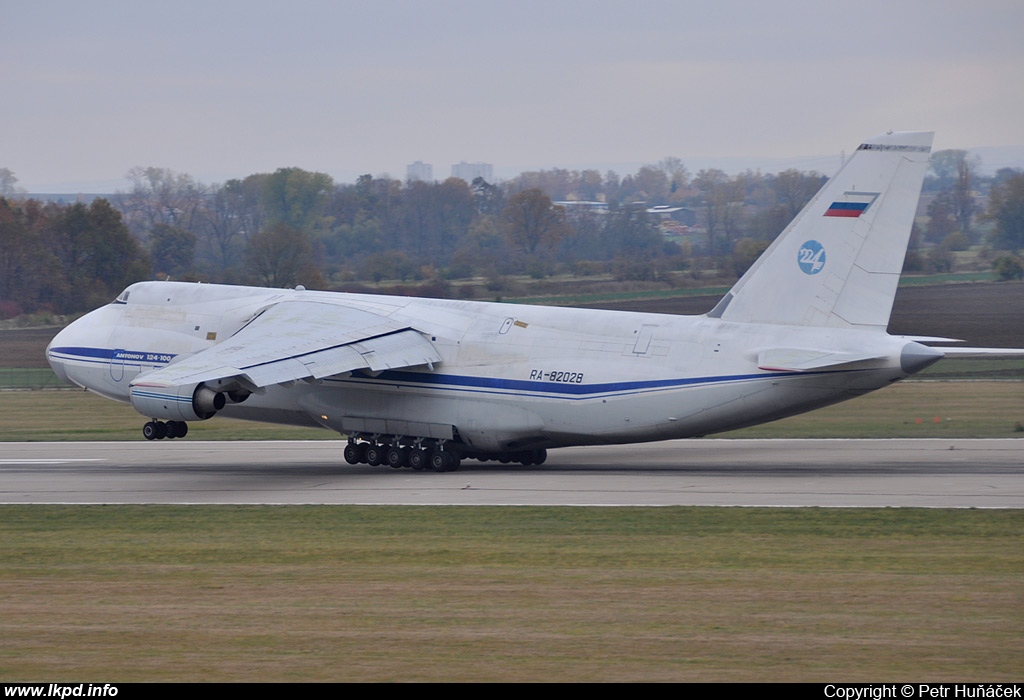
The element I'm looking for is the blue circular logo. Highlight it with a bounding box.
[797,240,826,275]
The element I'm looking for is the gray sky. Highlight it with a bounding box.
[5,0,1023,192]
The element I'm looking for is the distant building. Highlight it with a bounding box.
[647,204,696,227]
[407,161,433,182]
[451,161,493,183]
[555,200,609,228]
[647,204,698,244]
[555,201,609,214]
[24,192,105,204]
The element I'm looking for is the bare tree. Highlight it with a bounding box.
[244,223,318,288]
[118,166,208,238]
[0,168,23,197]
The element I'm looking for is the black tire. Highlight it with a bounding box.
[142,421,158,440]
[408,448,427,471]
[386,446,408,469]
[446,452,461,472]
[154,421,168,440]
[431,450,459,472]
[429,450,446,471]
[343,443,361,465]
[364,444,384,466]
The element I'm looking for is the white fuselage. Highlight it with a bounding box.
[48,281,924,453]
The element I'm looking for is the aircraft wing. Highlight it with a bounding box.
[132,299,442,391]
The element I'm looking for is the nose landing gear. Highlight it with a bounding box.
[142,420,188,440]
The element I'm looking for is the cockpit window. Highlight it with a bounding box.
[115,289,130,304]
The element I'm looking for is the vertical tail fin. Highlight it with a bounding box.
[707,131,933,329]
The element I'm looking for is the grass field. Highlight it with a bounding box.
[2,380,1021,441]
[1,505,1021,682]
[2,282,1021,682]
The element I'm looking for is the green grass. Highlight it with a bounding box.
[3,380,1021,441]
[1,505,1021,682]
[917,357,1024,380]
[0,390,332,441]
[720,380,1024,438]
[0,368,67,389]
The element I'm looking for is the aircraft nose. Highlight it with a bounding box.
[45,303,134,401]
[46,308,116,388]
[47,324,77,385]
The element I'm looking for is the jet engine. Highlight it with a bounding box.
[129,381,250,421]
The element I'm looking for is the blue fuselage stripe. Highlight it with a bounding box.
[51,346,815,400]
[49,346,176,363]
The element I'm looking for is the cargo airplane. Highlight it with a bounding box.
[45,131,1020,471]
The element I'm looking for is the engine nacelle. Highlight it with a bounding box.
[227,389,251,404]
[130,382,226,422]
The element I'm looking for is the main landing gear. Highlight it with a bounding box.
[343,437,462,472]
[471,449,547,466]
[142,420,188,440]
[342,436,548,471]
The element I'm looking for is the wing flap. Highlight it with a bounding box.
[133,299,441,389]
[351,328,440,372]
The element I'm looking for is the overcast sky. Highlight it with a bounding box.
[5,0,1023,192]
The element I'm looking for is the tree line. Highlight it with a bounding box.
[1,151,1022,318]
[0,197,149,318]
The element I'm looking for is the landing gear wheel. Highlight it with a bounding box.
[521,449,546,465]
[142,421,158,440]
[430,450,460,472]
[386,446,408,469]
[408,448,428,471]
[343,442,362,465]
[164,421,187,439]
[364,444,384,466]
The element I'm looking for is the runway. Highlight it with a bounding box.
[2,438,1022,507]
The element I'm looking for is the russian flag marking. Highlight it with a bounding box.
[824,191,879,218]
[825,202,869,217]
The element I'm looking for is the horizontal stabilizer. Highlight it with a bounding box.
[893,335,964,344]
[893,338,1024,359]
[933,346,1024,358]
[757,347,887,372]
